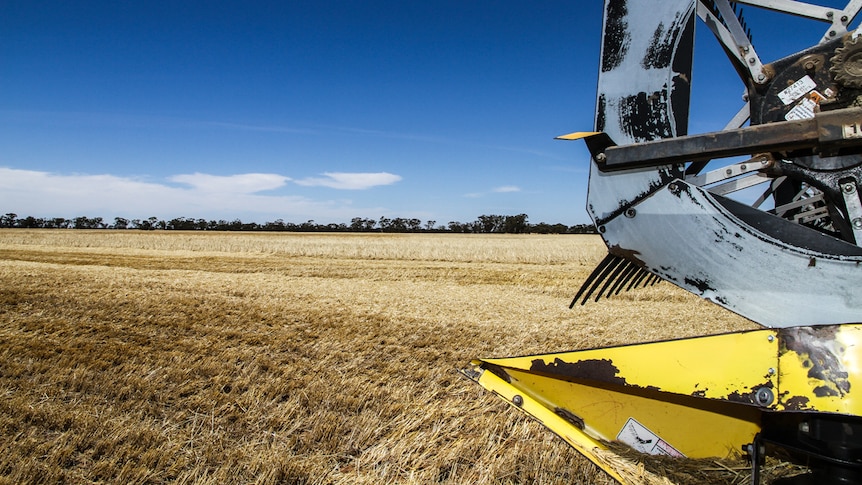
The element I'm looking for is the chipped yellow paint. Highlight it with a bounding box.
[777,325,862,414]
[480,329,779,404]
[467,324,862,470]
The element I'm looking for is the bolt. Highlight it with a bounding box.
[804,60,816,71]
[757,73,765,82]
[598,225,606,234]
[754,387,774,407]
[853,218,862,230]
[800,422,810,433]
[726,169,733,176]
[830,30,837,37]
[767,334,774,342]
[625,208,636,218]
[668,183,679,194]
[768,367,775,375]
[842,15,849,24]
[843,183,857,194]
[512,395,523,407]
[595,153,607,163]
[740,164,747,170]
[749,57,756,65]
[827,10,834,19]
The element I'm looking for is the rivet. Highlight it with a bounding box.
[853,218,862,230]
[767,335,774,342]
[624,208,637,218]
[768,367,775,375]
[512,395,524,407]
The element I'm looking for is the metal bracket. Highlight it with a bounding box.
[596,107,862,171]
[685,155,773,186]
[840,179,862,244]
[733,0,862,44]
[697,0,768,83]
[744,435,765,485]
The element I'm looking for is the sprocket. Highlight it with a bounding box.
[830,35,862,89]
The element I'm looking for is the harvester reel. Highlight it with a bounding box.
[565,0,862,327]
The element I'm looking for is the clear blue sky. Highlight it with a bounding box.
[0,1,853,226]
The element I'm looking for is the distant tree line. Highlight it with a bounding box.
[0,212,596,234]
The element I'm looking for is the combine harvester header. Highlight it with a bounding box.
[465,1,862,483]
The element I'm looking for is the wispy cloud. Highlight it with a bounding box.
[295,172,402,190]
[169,173,290,193]
[465,185,522,198]
[0,167,395,222]
[492,185,521,193]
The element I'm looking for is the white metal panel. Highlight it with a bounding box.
[601,181,862,327]
[588,0,694,223]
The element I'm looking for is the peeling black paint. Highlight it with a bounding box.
[618,90,673,142]
[783,395,811,411]
[780,326,850,398]
[530,357,628,386]
[726,381,774,405]
[680,183,706,209]
[684,277,714,293]
[601,0,630,73]
[595,94,607,133]
[642,8,693,70]
[643,22,673,69]
[712,224,744,252]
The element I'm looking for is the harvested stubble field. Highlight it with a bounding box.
[0,230,760,484]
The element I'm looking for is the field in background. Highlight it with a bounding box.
[0,230,756,484]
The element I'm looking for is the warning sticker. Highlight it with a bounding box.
[616,417,685,458]
[785,91,824,121]
[778,75,817,105]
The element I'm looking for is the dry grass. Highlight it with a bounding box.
[0,230,758,484]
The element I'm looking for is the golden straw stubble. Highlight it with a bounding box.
[0,230,755,484]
